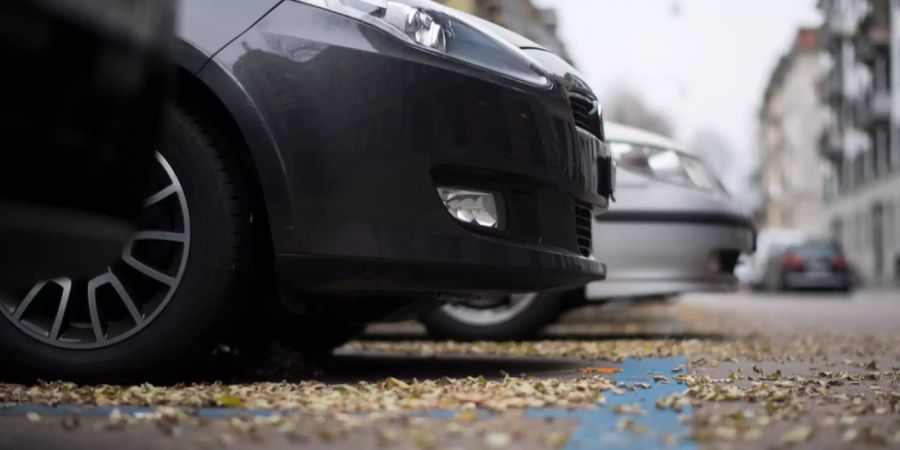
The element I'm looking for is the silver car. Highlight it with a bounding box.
[422,122,756,340]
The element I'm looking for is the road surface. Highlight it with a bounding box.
[1,288,897,449]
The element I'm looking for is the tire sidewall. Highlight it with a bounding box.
[422,292,564,341]
[0,109,244,381]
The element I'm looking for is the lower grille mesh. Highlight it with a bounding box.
[574,200,593,257]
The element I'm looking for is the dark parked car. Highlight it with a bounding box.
[0,0,613,380]
[760,240,852,291]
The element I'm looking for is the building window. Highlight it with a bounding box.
[868,150,877,181]
[834,159,845,194]
[874,56,889,92]
[855,153,866,187]
[831,218,844,248]
[872,203,885,280]
[892,125,900,170]
[886,202,896,260]
[875,127,889,177]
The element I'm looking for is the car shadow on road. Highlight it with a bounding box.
[358,331,728,342]
[746,290,855,300]
[539,331,727,341]
[318,353,586,383]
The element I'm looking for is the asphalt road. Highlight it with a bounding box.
[681,288,900,334]
[0,288,897,449]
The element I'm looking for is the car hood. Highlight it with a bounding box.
[437,4,597,94]
[451,9,546,51]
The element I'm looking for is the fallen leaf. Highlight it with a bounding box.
[485,431,511,448]
[780,426,813,445]
[579,367,623,374]
[216,395,243,408]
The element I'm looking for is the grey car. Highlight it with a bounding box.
[422,122,756,340]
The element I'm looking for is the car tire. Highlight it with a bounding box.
[0,105,255,382]
[421,291,565,341]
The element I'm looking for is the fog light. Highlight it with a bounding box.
[436,187,501,229]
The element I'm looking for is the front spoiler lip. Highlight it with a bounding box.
[594,210,755,230]
[276,253,605,296]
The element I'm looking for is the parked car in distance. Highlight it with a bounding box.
[421,122,755,341]
[0,0,614,381]
[744,228,807,289]
[759,239,853,291]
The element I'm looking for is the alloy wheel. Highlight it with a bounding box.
[0,152,190,349]
[440,293,537,326]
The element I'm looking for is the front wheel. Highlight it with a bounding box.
[420,292,565,341]
[0,106,255,382]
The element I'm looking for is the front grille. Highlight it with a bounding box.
[574,199,593,257]
[568,92,604,140]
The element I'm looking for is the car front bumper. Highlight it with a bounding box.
[585,211,755,300]
[783,272,851,290]
[213,2,612,295]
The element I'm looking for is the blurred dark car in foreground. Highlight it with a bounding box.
[0,0,173,289]
[0,0,614,381]
[759,240,852,291]
[422,123,754,340]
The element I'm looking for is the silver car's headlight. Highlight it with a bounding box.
[610,142,727,194]
[295,0,549,87]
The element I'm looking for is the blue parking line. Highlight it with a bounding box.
[528,356,694,450]
[0,405,289,418]
[1,357,694,449]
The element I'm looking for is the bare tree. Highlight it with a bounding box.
[689,129,732,177]
[603,88,674,138]
[688,128,761,215]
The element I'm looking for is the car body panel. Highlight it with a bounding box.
[176,1,611,295]
[760,240,852,291]
[609,170,746,216]
[586,123,755,301]
[744,228,808,287]
[175,0,280,71]
[587,221,754,299]
[783,271,850,289]
[603,122,688,155]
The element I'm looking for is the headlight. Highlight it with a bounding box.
[610,142,727,194]
[295,0,549,87]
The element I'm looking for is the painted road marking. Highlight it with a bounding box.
[528,356,694,450]
[1,356,694,449]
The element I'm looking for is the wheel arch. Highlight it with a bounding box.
[173,47,297,253]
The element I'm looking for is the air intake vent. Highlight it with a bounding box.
[568,92,604,140]
[574,199,593,257]
[717,249,741,274]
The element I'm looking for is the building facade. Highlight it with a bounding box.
[435,0,570,61]
[819,0,900,284]
[759,29,829,234]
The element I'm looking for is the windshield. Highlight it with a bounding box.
[791,240,840,259]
